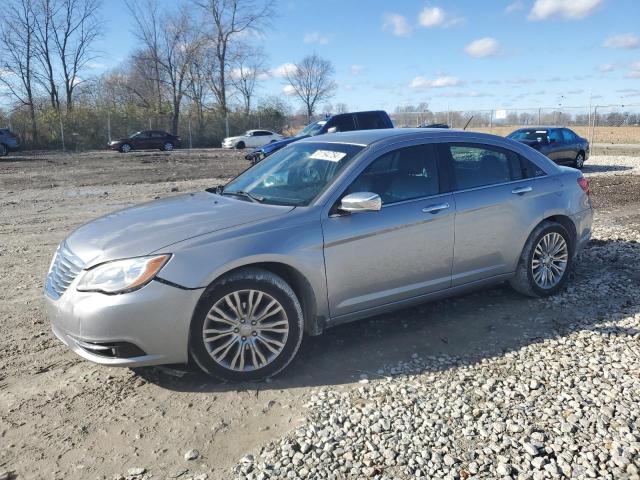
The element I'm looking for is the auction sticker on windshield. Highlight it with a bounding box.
[309,150,347,162]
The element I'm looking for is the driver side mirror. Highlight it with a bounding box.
[340,192,382,213]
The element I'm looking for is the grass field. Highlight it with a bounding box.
[466,125,640,144]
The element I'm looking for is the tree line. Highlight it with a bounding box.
[0,0,338,149]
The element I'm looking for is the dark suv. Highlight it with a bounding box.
[508,127,589,169]
[108,130,181,153]
[0,128,20,156]
[245,110,394,162]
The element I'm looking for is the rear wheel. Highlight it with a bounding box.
[509,221,573,297]
[0,144,7,157]
[119,143,132,153]
[189,268,304,382]
[573,152,585,169]
[235,141,246,150]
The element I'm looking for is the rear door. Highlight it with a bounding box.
[322,142,455,317]
[561,129,580,161]
[441,142,542,286]
[546,128,570,164]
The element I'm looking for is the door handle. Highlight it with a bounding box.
[422,202,450,214]
[511,186,533,195]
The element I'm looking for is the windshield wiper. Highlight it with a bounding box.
[221,189,265,203]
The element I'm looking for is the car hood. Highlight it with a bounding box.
[259,135,307,152]
[65,192,294,266]
[224,136,241,142]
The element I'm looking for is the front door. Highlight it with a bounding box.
[322,143,455,318]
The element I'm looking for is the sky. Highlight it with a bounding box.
[91,0,640,113]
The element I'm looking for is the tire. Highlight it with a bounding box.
[189,268,304,382]
[0,144,7,157]
[573,152,585,169]
[509,221,574,297]
[119,143,132,153]
[235,141,245,150]
[162,142,174,151]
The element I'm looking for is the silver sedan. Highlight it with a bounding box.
[45,129,593,381]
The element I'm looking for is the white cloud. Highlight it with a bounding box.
[418,6,464,28]
[603,34,640,49]
[529,0,604,20]
[440,90,491,98]
[283,85,297,96]
[464,37,500,58]
[418,7,445,27]
[505,0,524,13]
[597,63,619,72]
[350,64,365,75]
[271,63,297,78]
[626,71,640,79]
[382,13,411,37]
[303,32,330,45]
[409,75,460,89]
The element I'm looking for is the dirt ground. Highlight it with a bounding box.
[1,148,639,480]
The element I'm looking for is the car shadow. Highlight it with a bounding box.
[582,164,632,174]
[133,238,640,393]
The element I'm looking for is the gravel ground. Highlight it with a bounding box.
[0,149,639,480]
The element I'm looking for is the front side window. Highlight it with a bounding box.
[447,144,516,190]
[327,115,356,133]
[222,142,363,206]
[346,144,439,204]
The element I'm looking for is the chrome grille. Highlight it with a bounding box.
[45,243,84,300]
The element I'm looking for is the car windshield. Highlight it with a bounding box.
[509,129,549,141]
[129,131,143,138]
[220,142,364,206]
[298,121,327,137]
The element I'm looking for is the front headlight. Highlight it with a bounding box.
[76,254,170,294]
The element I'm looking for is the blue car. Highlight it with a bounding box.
[245,110,393,163]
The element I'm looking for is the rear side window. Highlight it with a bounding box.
[327,115,356,132]
[548,129,563,143]
[562,129,577,141]
[446,143,517,190]
[356,112,387,129]
[521,157,547,178]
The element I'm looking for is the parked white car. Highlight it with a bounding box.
[222,130,283,149]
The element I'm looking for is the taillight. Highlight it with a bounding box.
[577,177,590,195]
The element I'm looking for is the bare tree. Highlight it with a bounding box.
[127,2,204,134]
[0,0,38,140]
[194,0,274,117]
[229,44,266,114]
[32,0,60,110]
[51,0,103,111]
[285,53,337,122]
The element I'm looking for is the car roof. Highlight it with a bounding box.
[514,126,567,130]
[296,128,516,147]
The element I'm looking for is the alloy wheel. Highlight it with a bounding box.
[164,142,173,151]
[576,154,584,168]
[202,289,289,372]
[531,232,568,289]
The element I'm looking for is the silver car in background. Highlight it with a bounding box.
[45,129,592,381]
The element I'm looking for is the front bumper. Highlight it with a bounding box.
[45,280,204,367]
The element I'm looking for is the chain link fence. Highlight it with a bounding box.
[390,104,640,147]
[3,103,640,151]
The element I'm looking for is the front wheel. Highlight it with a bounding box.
[0,144,7,157]
[235,141,245,150]
[509,221,573,297]
[162,142,174,151]
[573,152,585,169]
[119,143,132,153]
[189,268,304,382]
